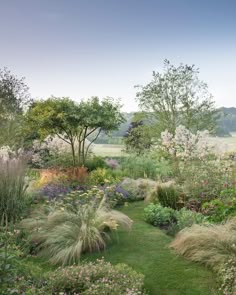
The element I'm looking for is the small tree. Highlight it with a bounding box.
[0,68,32,147]
[76,97,125,164]
[25,97,124,166]
[124,120,152,154]
[136,60,217,137]
[25,97,80,166]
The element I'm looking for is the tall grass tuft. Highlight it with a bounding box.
[170,218,236,272]
[0,156,28,224]
[21,196,132,265]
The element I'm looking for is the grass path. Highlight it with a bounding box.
[82,202,217,295]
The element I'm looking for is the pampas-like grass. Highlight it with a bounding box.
[21,197,132,265]
[170,218,236,271]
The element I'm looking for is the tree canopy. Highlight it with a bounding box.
[136,60,217,136]
[25,96,124,165]
[0,68,32,147]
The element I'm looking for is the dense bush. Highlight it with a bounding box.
[89,168,120,185]
[144,203,175,227]
[177,159,236,203]
[120,155,171,180]
[42,259,147,295]
[219,259,236,295]
[38,183,71,201]
[21,188,132,265]
[202,198,236,223]
[175,208,206,231]
[150,185,183,209]
[85,156,108,171]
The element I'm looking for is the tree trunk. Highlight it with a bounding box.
[71,140,76,167]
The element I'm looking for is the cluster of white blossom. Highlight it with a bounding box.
[160,125,214,160]
[0,146,24,162]
[0,146,13,161]
[31,136,70,166]
[31,135,93,166]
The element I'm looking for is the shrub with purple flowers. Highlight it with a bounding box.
[38,183,71,201]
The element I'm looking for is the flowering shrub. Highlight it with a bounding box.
[31,136,93,168]
[202,187,236,222]
[144,203,175,227]
[105,158,120,169]
[43,259,147,295]
[89,168,119,185]
[160,125,212,160]
[39,183,71,201]
[177,158,236,204]
[219,259,236,295]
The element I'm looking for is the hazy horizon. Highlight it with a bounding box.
[0,0,235,112]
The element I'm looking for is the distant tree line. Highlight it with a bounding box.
[0,61,234,161]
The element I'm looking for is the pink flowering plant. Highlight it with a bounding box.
[42,258,147,295]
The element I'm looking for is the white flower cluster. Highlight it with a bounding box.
[0,146,12,161]
[160,125,213,160]
[31,135,93,166]
[0,146,24,162]
[31,136,70,166]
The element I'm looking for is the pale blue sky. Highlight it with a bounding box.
[0,0,235,111]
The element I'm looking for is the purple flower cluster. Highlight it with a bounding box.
[40,183,71,201]
[105,158,119,169]
[115,185,129,198]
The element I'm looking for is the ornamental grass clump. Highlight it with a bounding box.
[0,151,28,224]
[21,189,132,265]
[170,218,236,272]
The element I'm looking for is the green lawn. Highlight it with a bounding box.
[82,202,217,295]
[92,144,125,157]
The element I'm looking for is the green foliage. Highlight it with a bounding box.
[175,208,206,231]
[89,168,119,185]
[121,155,171,180]
[136,59,217,136]
[25,97,124,166]
[216,107,236,136]
[151,185,183,209]
[85,156,107,171]
[21,189,132,265]
[202,196,236,223]
[124,120,153,154]
[120,179,153,202]
[177,158,235,203]
[0,156,28,224]
[0,68,32,148]
[144,203,175,226]
[42,259,146,294]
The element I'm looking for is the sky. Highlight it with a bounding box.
[0,0,236,111]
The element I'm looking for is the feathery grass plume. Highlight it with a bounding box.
[170,218,236,271]
[21,194,132,265]
[0,150,28,224]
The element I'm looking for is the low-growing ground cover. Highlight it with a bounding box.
[82,202,217,295]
